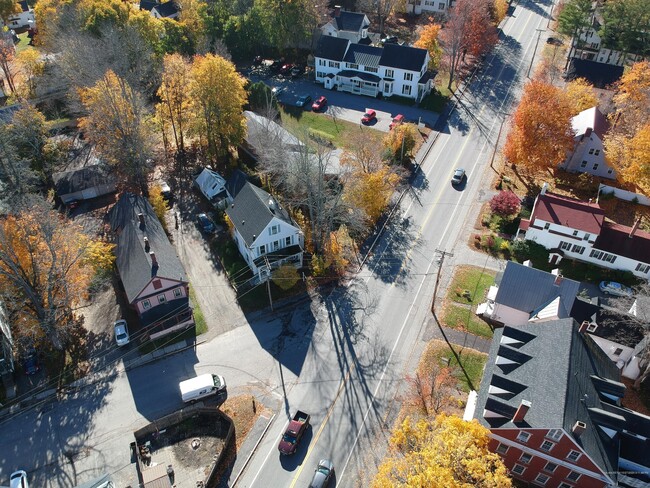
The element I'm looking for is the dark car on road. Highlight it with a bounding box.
[22,349,40,375]
[312,96,327,111]
[197,213,216,234]
[309,459,334,488]
[296,95,312,108]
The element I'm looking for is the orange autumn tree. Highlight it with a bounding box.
[414,23,443,69]
[565,77,598,115]
[373,414,512,488]
[0,207,107,350]
[503,79,575,171]
[604,61,650,194]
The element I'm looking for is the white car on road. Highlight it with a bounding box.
[114,319,130,346]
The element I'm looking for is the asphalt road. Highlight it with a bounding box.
[0,0,556,486]
[236,0,558,486]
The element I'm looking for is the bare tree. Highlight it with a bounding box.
[0,37,17,94]
[407,363,455,416]
[360,0,400,37]
[440,0,471,90]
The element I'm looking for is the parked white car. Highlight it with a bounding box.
[599,281,633,298]
[114,319,130,346]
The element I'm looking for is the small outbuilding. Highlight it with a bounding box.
[194,167,227,204]
[52,165,116,204]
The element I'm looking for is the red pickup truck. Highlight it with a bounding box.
[278,410,310,455]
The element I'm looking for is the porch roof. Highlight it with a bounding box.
[336,70,381,83]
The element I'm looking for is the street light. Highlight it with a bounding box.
[527,28,546,79]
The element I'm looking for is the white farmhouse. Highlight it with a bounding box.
[405,0,454,15]
[5,1,34,30]
[225,182,303,282]
[517,184,650,278]
[561,106,615,179]
[314,36,434,102]
[320,7,370,44]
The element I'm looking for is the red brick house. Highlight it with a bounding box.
[466,318,650,487]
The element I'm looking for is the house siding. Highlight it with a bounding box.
[135,278,187,315]
[563,134,613,179]
[490,430,609,487]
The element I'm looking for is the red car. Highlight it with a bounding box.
[312,96,327,111]
[361,109,377,124]
[389,114,405,130]
[279,63,294,75]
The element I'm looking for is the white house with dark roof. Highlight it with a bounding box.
[320,7,370,44]
[314,35,434,101]
[467,319,650,488]
[225,182,303,282]
[517,185,650,278]
[107,193,194,340]
[477,261,581,326]
[139,0,179,19]
[561,107,614,179]
[4,1,34,30]
[406,0,454,15]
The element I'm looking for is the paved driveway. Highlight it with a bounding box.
[248,72,439,128]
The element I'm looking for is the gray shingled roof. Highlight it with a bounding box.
[473,319,650,485]
[343,44,382,67]
[494,261,580,317]
[315,36,350,62]
[333,11,368,32]
[52,165,114,196]
[379,43,428,72]
[107,193,187,303]
[153,0,178,17]
[225,182,294,247]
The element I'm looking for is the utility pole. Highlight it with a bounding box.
[432,249,454,313]
[265,258,273,311]
[527,28,545,78]
[490,113,510,171]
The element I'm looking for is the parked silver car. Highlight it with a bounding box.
[599,281,633,297]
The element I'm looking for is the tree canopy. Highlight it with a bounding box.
[372,414,512,488]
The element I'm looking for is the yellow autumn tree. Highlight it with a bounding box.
[564,77,598,115]
[611,60,650,135]
[607,124,650,194]
[156,53,192,157]
[272,265,300,290]
[414,23,442,69]
[16,49,45,99]
[148,184,170,232]
[492,0,509,25]
[383,123,419,163]
[0,207,96,350]
[188,54,247,163]
[373,414,512,488]
[325,226,357,275]
[503,79,575,171]
[344,167,400,224]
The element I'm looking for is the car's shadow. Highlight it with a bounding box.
[451,177,468,191]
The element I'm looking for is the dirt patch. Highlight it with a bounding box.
[221,395,270,450]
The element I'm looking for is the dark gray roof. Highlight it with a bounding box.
[315,36,350,62]
[379,43,428,72]
[333,11,368,32]
[139,0,157,11]
[0,104,22,124]
[18,0,30,12]
[52,165,114,196]
[343,44,382,67]
[225,183,295,246]
[566,58,624,89]
[475,319,650,485]
[494,261,580,318]
[225,170,248,201]
[418,70,436,84]
[153,0,178,17]
[336,69,381,82]
[107,193,187,303]
[575,298,646,348]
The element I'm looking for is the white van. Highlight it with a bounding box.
[179,373,226,403]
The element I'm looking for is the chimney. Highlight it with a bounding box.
[579,321,590,333]
[334,5,341,16]
[138,213,145,225]
[572,421,586,438]
[585,127,593,138]
[150,251,157,265]
[540,182,548,196]
[144,236,150,252]
[512,399,531,423]
[629,218,641,238]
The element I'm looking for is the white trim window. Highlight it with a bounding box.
[517,431,531,443]
[142,299,151,310]
[404,72,413,81]
[495,443,508,454]
[511,464,526,475]
[157,294,166,304]
[566,450,582,462]
[269,224,280,235]
[540,440,555,452]
[535,473,550,485]
[173,288,183,298]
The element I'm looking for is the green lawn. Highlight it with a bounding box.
[422,340,488,393]
[442,303,494,338]
[15,32,36,55]
[280,108,385,150]
[189,287,207,335]
[446,265,496,305]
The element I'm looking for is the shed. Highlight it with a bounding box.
[194,168,227,203]
[52,165,116,203]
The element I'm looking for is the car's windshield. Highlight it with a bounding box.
[282,434,297,443]
[117,332,127,340]
[212,375,222,388]
[317,466,330,475]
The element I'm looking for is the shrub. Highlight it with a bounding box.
[485,235,495,249]
[500,240,510,251]
[490,190,521,217]
[473,234,482,248]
